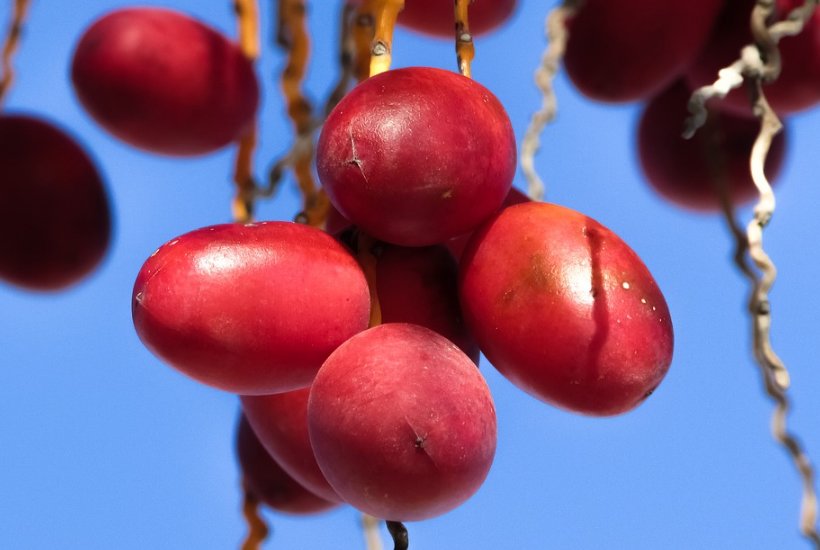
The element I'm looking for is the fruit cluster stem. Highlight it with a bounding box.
[454,0,474,78]
[231,0,261,223]
[369,0,404,76]
[362,514,384,550]
[353,0,377,81]
[520,0,580,201]
[685,1,820,545]
[0,0,31,107]
[386,520,409,550]
[239,486,270,550]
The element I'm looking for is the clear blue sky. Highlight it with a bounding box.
[2,1,820,548]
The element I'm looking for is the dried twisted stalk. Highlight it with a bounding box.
[232,0,261,223]
[519,1,580,201]
[239,487,270,550]
[685,1,819,545]
[454,0,474,78]
[0,0,31,106]
[369,0,403,77]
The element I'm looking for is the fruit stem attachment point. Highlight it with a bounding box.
[520,1,580,201]
[369,0,404,77]
[240,485,269,550]
[386,520,409,550]
[454,0,474,78]
[0,0,32,107]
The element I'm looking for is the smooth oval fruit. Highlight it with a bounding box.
[460,202,673,416]
[236,414,339,515]
[132,222,370,394]
[638,81,787,211]
[241,389,343,504]
[309,323,497,521]
[317,66,515,246]
[685,0,820,117]
[72,7,259,156]
[396,0,517,37]
[564,0,723,102]
[0,114,111,291]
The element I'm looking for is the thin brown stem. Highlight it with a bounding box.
[274,0,328,227]
[353,0,376,81]
[454,0,474,78]
[520,1,580,201]
[369,0,404,76]
[231,0,261,223]
[0,0,32,106]
[240,486,270,550]
[324,2,358,117]
[385,520,408,550]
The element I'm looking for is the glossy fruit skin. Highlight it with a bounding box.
[396,0,517,37]
[241,389,343,504]
[132,222,370,395]
[236,414,339,515]
[460,202,673,416]
[564,0,723,102]
[317,67,515,246]
[72,8,259,156]
[0,114,110,290]
[638,81,786,211]
[308,323,497,521]
[685,0,820,117]
[377,244,480,363]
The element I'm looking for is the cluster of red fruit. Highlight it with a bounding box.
[561,0,819,210]
[7,0,815,534]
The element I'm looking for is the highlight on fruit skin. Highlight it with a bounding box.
[71,7,259,156]
[563,0,723,102]
[637,80,787,212]
[308,323,497,521]
[317,66,515,247]
[132,222,371,395]
[0,114,111,291]
[236,414,339,515]
[459,202,674,416]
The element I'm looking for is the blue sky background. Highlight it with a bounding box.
[2,1,820,548]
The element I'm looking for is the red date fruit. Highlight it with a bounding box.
[241,389,343,504]
[460,202,673,416]
[377,244,479,363]
[638,81,786,211]
[396,0,517,37]
[686,0,820,117]
[564,0,722,102]
[308,323,496,521]
[132,222,370,394]
[0,114,110,291]
[236,414,338,515]
[317,67,515,246]
[71,8,259,156]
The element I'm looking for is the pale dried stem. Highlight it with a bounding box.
[454,0,474,78]
[353,1,377,81]
[686,1,820,545]
[0,0,32,107]
[369,0,404,76]
[361,514,383,550]
[240,486,270,550]
[520,1,578,201]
